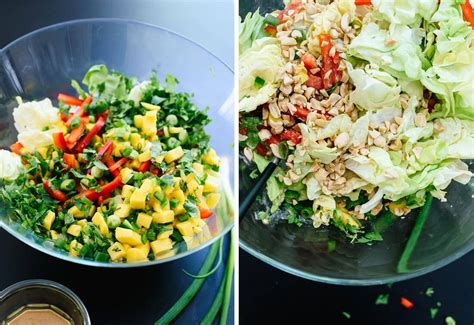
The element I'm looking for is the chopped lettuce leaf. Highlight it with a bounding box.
[239,9,266,54]
[371,0,437,26]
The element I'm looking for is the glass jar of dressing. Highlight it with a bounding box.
[0,280,90,325]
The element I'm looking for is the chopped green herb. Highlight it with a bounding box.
[445,316,456,325]
[425,287,434,297]
[375,293,389,305]
[342,312,351,319]
[430,307,439,319]
[254,76,265,89]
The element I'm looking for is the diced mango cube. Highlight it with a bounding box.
[77,219,88,228]
[142,111,157,137]
[68,206,85,218]
[121,184,135,199]
[151,238,173,255]
[164,146,184,163]
[43,210,55,230]
[138,150,151,162]
[126,248,149,263]
[114,204,131,219]
[107,242,126,261]
[49,230,59,240]
[134,115,144,128]
[115,227,142,246]
[67,224,82,237]
[130,190,147,210]
[137,213,153,229]
[130,133,141,148]
[120,168,135,184]
[157,228,173,239]
[203,176,219,193]
[36,147,48,159]
[176,221,194,237]
[69,240,83,257]
[202,148,220,166]
[206,193,221,209]
[136,241,150,256]
[152,210,175,224]
[173,204,186,216]
[92,212,109,236]
[140,179,154,193]
[192,163,204,175]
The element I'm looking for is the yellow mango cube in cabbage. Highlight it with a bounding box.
[137,213,153,229]
[151,238,173,255]
[115,227,142,246]
[120,168,134,184]
[164,146,184,163]
[152,210,174,224]
[140,179,154,193]
[134,115,144,128]
[206,193,221,209]
[92,212,109,236]
[126,248,148,263]
[114,203,131,219]
[69,240,83,257]
[136,241,150,256]
[130,133,141,148]
[77,219,88,228]
[67,224,82,237]
[130,190,147,210]
[142,111,157,137]
[121,184,135,199]
[108,242,126,261]
[176,221,194,237]
[43,210,55,230]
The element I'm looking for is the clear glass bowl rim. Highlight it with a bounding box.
[0,18,234,268]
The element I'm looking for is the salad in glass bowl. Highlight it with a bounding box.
[239,0,474,243]
[0,65,225,264]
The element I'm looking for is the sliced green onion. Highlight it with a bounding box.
[254,76,265,89]
[155,241,220,325]
[397,193,433,273]
[183,237,223,279]
[219,230,234,325]
[264,14,281,26]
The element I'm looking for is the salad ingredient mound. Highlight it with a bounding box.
[239,0,474,240]
[0,65,222,263]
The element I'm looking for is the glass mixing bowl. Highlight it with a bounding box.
[239,3,474,284]
[0,19,234,267]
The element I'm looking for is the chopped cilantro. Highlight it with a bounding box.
[375,293,389,305]
[342,312,351,319]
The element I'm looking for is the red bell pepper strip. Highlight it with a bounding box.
[63,153,79,169]
[43,180,68,202]
[10,142,23,155]
[97,140,114,160]
[199,207,214,219]
[149,165,161,176]
[461,0,474,27]
[104,157,120,177]
[266,134,280,146]
[52,132,68,151]
[400,297,414,309]
[306,74,324,90]
[294,105,310,121]
[264,25,277,36]
[138,160,151,172]
[355,0,372,5]
[255,143,268,156]
[74,115,107,153]
[319,34,342,89]
[60,112,69,122]
[66,122,85,150]
[280,129,302,144]
[58,93,83,106]
[100,175,122,195]
[108,157,129,173]
[65,95,92,126]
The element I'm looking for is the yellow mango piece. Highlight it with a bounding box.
[203,176,219,193]
[137,213,153,229]
[142,111,157,137]
[67,224,82,237]
[192,163,204,175]
[136,241,150,256]
[164,146,184,163]
[130,190,147,210]
[141,102,161,111]
[43,210,55,230]
[176,221,194,237]
[138,150,151,162]
[114,204,131,219]
[77,219,88,228]
[206,193,221,209]
[140,179,154,193]
[68,206,85,218]
[85,123,95,131]
[152,210,175,224]
[69,240,83,257]
[157,228,173,239]
[202,148,220,166]
[108,242,126,261]
[186,178,199,193]
[126,248,149,263]
[121,184,135,199]
[150,238,173,255]
[173,204,186,216]
[115,227,142,246]
[36,147,48,159]
[130,133,141,148]
[49,230,59,240]
[134,115,144,128]
[92,212,109,236]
